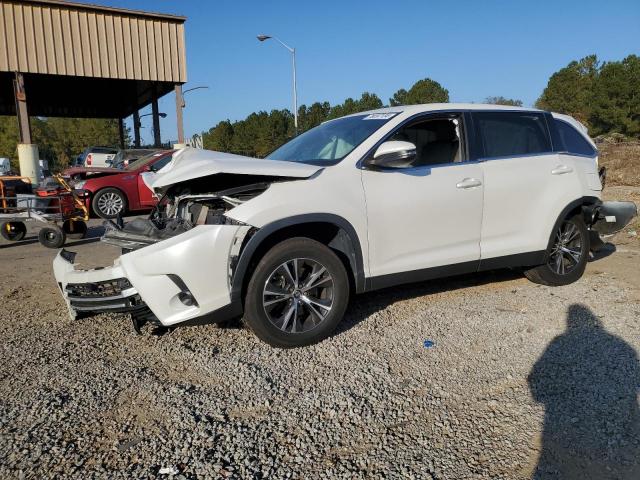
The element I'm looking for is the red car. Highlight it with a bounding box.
[63,151,174,219]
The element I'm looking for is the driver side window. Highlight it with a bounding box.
[389,117,463,167]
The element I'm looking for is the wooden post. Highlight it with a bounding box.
[118,118,125,149]
[133,110,141,147]
[175,84,185,144]
[151,93,161,148]
[13,72,31,144]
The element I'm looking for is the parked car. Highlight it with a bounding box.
[77,146,119,167]
[53,104,637,347]
[107,149,162,169]
[67,151,174,218]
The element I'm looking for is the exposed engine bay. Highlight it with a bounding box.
[102,174,285,250]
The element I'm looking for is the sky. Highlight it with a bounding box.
[102,0,640,145]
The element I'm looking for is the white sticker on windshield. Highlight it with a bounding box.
[363,113,399,120]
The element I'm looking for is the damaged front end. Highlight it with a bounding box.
[101,175,272,251]
[53,148,324,330]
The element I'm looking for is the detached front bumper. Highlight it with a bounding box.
[589,201,637,236]
[53,225,249,327]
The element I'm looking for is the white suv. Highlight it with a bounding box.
[54,104,637,347]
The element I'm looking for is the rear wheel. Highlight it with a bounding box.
[0,222,27,241]
[244,238,350,348]
[92,188,126,219]
[524,213,589,286]
[38,224,66,248]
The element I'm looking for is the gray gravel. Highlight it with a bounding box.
[1,224,639,479]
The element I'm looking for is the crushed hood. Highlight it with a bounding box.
[149,147,323,191]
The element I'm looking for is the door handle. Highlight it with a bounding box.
[456,178,482,189]
[551,165,573,175]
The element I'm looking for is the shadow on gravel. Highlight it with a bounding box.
[528,304,640,479]
[335,268,524,336]
[589,242,617,262]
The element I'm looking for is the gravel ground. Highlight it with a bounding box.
[1,219,639,479]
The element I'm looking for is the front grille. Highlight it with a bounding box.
[66,278,133,299]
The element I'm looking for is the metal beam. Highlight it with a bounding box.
[133,110,141,147]
[151,94,161,148]
[13,73,32,144]
[118,118,125,149]
[175,84,185,144]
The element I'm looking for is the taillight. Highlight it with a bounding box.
[86,154,92,165]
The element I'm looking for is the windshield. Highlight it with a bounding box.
[265,113,398,165]
[125,152,166,171]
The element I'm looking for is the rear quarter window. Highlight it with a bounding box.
[554,120,596,156]
[473,112,551,158]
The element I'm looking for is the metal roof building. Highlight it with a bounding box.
[0,0,188,148]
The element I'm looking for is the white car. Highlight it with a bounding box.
[53,104,637,347]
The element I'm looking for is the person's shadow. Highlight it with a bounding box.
[528,304,640,479]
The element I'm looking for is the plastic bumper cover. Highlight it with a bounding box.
[590,201,637,236]
[53,225,249,326]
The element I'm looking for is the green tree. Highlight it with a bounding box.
[589,55,640,137]
[0,116,123,171]
[328,92,383,119]
[203,120,234,152]
[298,102,331,131]
[389,78,449,106]
[535,55,599,124]
[485,96,523,107]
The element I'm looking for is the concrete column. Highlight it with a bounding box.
[133,110,141,147]
[175,84,185,144]
[18,144,41,185]
[151,95,161,148]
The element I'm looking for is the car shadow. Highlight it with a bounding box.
[528,304,640,479]
[588,242,616,262]
[334,268,524,337]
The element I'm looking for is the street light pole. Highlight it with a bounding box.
[257,34,298,134]
[175,85,209,145]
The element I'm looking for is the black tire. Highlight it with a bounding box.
[1,222,27,241]
[244,237,350,348]
[524,213,589,286]
[62,220,87,239]
[92,188,127,219]
[38,225,66,248]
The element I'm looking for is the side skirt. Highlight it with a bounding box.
[364,251,546,292]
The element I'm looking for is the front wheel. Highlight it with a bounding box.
[524,213,589,286]
[244,237,350,348]
[92,188,126,219]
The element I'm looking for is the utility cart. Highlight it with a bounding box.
[0,175,89,248]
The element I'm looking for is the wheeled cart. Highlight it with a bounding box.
[0,175,89,248]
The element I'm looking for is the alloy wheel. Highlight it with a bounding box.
[548,220,583,275]
[98,192,123,216]
[262,258,334,333]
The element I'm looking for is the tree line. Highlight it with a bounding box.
[0,54,637,169]
[205,55,638,157]
[0,117,124,171]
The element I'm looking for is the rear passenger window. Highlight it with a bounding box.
[554,120,596,156]
[474,112,551,158]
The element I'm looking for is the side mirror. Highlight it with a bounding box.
[367,141,416,168]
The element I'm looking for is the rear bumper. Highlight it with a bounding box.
[53,225,249,326]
